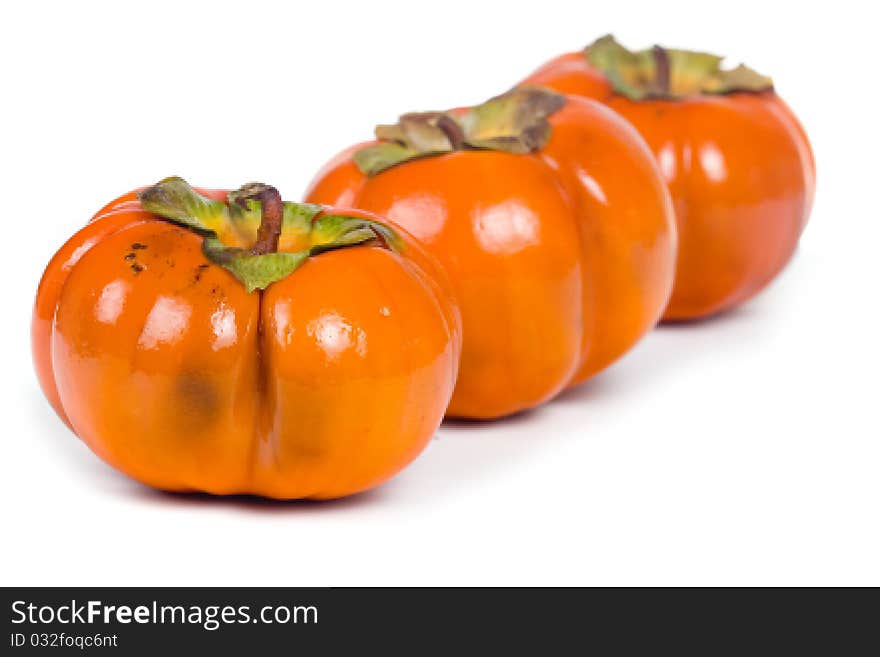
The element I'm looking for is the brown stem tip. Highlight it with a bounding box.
[229,183,284,255]
[652,45,671,96]
[435,114,466,150]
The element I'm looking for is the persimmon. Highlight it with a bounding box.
[32,177,461,499]
[306,88,677,419]
[522,35,816,320]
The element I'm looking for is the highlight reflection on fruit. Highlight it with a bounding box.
[522,35,815,320]
[32,178,461,499]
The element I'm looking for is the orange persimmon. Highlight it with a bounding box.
[522,35,816,320]
[32,177,461,499]
[306,88,677,419]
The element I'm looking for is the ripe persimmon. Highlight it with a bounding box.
[33,178,461,499]
[306,88,677,418]
[522,35,815,320]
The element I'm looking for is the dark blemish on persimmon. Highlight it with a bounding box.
[193,264,210,284]
[173,373,219,430]
[130,263,144,274]
[124,253,136,261]
[132,243,148,250]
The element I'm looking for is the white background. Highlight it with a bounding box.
[2,1,877,586]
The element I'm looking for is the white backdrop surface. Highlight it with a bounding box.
[1,1,877,586]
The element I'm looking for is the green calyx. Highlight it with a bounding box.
[353,87,566,176]
[136,177,402,292]
[585,34,773,101]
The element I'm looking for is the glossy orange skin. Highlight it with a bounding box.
[306,95,677,419]
[32,190,461,499]
[523,52,816,320]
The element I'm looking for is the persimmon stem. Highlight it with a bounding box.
[436,114,466,150]
[652,45,671,96]
[230,183,284,255]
